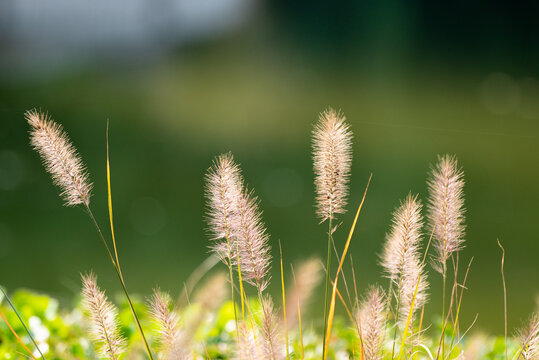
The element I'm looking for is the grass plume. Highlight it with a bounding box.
[358,286,386,360]
[81,273,126,360]
[149,289,179,357]
[286,258,322,328]
[234,187,272,294]
[26,109,92,206]
[260,296,284,360]
[312,107,353,358]
[427,154,466,274]
[517,313,539,360]
[381,194,424,282]
[312,107,353,222]
[205,153,243,262]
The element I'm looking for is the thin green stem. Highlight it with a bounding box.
[322,215,333,358]
[84,206,154,360]
[441,266,447,359]
[0,286,46,360]
[225,238,240,343]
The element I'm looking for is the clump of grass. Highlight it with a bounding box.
[9,107,537,360]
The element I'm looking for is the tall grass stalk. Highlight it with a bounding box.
[84,206,154,359]
[313,108,353,357]
[27,111,153,359]
[324,174,371,360]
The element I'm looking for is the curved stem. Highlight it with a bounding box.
[84,206,154,360]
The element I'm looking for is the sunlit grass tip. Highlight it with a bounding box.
[312,107,353,222]
[205,152,243,262]
[149,288,179,357]
[26,109,93,206]
[234,187,272,293]
[380,193,424,282]
[517,312,539,360]
[427,154,466,274]
[358,286,386,360]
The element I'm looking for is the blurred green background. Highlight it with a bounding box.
[0,0,538,334]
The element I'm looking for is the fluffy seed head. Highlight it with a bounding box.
[517,313,539,360]
[358,286,386,360]
[149,289,179,357]
[235,323,260,360]
[205,153,243,262]
[286,258,322,327]
[26,109,92,206]
[427,155,466,273]
[168,332,192,360]
[234,188,272,292]
[312,108,353,222]
[259,296,284,360]
[193,272,228,311]
[380,194,424,281]
[81,273,126,360]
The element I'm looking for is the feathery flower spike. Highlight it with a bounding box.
[312,108,353,222]
[260,296,284,360]
[26,110,92,206]
[235,323,259,360]
[205,152,243,262]
[286,258,322,327]
[381,194,424,282]
[81,273,126,360]
[358,286,386,360]
[398,257,428,329]
[427,155,466,273]
[517,313,539,360]
[234,188,272,293]
[149,289,179,357]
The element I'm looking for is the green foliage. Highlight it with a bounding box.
[0,289,522,359]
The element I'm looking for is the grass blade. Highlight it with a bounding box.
[324,174,372,360]
[498,239,508,360]
[279,240,290,360]
[106,120,122,278]
[101,124,154,359]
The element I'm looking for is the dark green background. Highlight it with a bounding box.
[1,0,538,334]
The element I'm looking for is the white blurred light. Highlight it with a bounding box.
[2,0,255,51]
